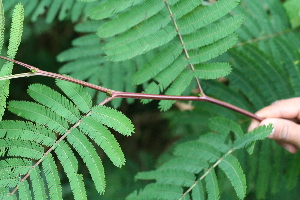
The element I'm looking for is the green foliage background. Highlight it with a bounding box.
[0,0,300,199]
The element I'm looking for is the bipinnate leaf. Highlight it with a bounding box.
[90,106,134,136]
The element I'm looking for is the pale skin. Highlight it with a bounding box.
[248,97,300,154]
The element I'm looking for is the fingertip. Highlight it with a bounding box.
[281,143,298,154]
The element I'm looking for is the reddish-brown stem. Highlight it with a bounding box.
[0,55,263,122]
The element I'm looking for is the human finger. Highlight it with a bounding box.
[261,118,300,150]
[255,98,300,120]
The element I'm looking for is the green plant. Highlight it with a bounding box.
[0,0,299,199]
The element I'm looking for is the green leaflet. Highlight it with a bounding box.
[79,117,126,167]
[0,121,56,147]
[0,3,24,120]
[135,169,196,187]
[90,106,134,136]
[8,101,69,134]
[0,0,4,54]
[233,125,273,150]
[54,141,87,200]
[42,155,63,200]
[105,26,177,61]
[178,0,240,35]
[192,181,205,200]
[205,169,220,200]
[208,116,243,138]
[67,129,106,194]
[97,0,165,38]
[18,180,31,200]
[89,0,144,20]
[193,63,232,79]
[189,33,238,64]
[30,167,47,200]
[55,79,92,113]
[132,43,183,85]
[184,15,244,50]
[28,83,81,124]
[126,183,184,200]
[218,154,246,199]
[0,139,44,159]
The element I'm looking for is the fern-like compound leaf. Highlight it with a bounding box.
[1,79,135,198]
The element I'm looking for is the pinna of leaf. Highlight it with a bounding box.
[0,55,263,122]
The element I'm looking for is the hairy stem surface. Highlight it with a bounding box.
[0,55,263,122]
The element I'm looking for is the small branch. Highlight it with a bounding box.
[0,55,263,123]
[180,149,234,199]
[0,72,38,80]
[163,0,205,96]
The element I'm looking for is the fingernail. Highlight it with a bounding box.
[282,144,298,154]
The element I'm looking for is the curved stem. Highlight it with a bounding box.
[0,55,262,122]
